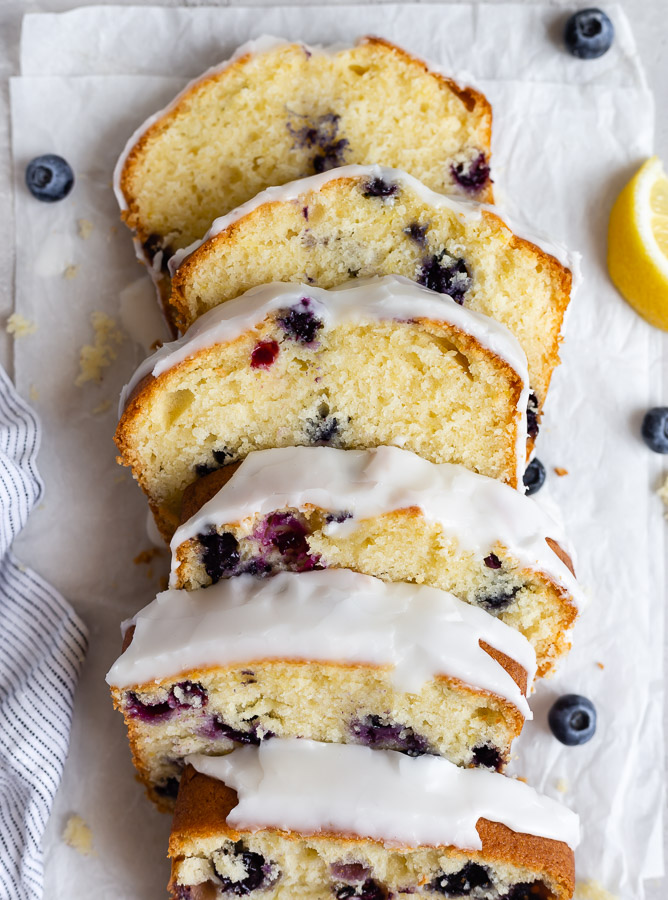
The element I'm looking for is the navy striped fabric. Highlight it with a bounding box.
[0,365,87,900]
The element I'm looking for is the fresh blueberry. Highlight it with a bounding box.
[548,694,596,746]
[523,458,546,495]
[198,530,241,582]
[564,8,614,59]
[641,407,668,453]
[431,863,491,896]
[471,744,504,771]
[25,154,74,202]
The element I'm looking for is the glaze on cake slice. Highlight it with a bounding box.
[107,569,537,809]
[168,741,579,899]
[115,277,529,538]
[171,446,582,677]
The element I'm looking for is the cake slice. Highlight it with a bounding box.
[168,741,579,899]
[114,36,492,319]
[107,568,537,809]
[171,446,583,677]
[115,277,529,538]
[169,165,572,427]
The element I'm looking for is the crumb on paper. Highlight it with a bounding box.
[110,224,118,235]
[91,399,111,415]
[555,778,568,794]
[29,384,39,403]
[75,312,125,387]
[62,814,95,856]
[596,661,605,670]
[64,264,80,280]
[657,474,668,517]
[77,219,94,240]
[114,473,128,484]
[134,547,164,566]
[574,880,618,900]
[6,313,37,337]
[514,775,528,784]
[554,467,569,477]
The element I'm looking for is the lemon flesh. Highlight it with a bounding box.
[608,155,668,330]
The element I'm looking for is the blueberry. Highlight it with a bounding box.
[198,530,241,582]
[564,8,614,59]
[471,743,503,771]
[278,301,323,343]
[335,880,387,900]
[502,884,549,900]
[362,177,399,199]
[25,154,74,202]
[477,584,520,612]
[431,863,491,896]
[155,777,180,799]
[204,716,266,744]
[484,553,502,570]
[214,842,278,895]
[417,251,471,304]
[548,694,596,746]
[451,152,490,193]
[404,222,429,247]
[351,716,429,757]
[523,458,546,495]
[250,339,279,369]
[641,407,668,453]
[526,392,540,441]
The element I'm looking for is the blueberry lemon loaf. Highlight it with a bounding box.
[115,277,530,538]
[169,165,572,427]
[171,447,582,677]
[114,37,492,318]
[107,568,537,809]
[168,741,579,900]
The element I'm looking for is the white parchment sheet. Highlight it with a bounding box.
[8,4,664,899]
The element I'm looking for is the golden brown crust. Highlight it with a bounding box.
[169,768,574,897]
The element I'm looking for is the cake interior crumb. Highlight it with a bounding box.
[657,474,668,518]
[91,399,111,415]
[64,264,80,280]
[554,466,569,477]
[75,311,125,387]
[62,814,95,856]
[6,313,37,337]
[555,778,569,794]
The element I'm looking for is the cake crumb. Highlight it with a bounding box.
[134,547,164,566]
[62,814,95,856]
[64,264,80,280]
[114,473,128,484]
[596,661,605,670]
[75,312,125,387]
[555,778,569,794]
[6,313,37,337]
[658,474,668,517]
[574,879,618,900]
[515,775,528,784]
[77,219,94,240]
[91,399,111,415]
[554,467,569,477]
[29,384,39,403]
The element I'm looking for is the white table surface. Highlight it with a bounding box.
[0,2,666,899]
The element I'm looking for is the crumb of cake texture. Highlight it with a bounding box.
[657,474,668,516]
[6,313,37,337]
[62,814,94,856]
[76,312,125,386]
[77,218,94,239]
[574,880,618,900]
[117,37,492,280]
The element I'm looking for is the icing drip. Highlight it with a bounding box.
[170,445,583,607]
[106,569,536,716]
[186,740,581,851]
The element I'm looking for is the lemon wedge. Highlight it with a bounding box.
[608,156,668,330]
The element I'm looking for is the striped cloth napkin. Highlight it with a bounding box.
[0,365,87,900]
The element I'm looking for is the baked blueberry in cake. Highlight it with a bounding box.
[115,277,530,538]
[168,165,573,429]
[170,446,583,677]
[107,569,537,809]
[167,741,579,899]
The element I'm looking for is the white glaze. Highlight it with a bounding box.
[186,740,580,851]
[170,445,583,609]
[105,568,535,717]
[169,163,575,275]
[118,276,530,482]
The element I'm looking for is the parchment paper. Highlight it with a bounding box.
[9,5,664,898]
